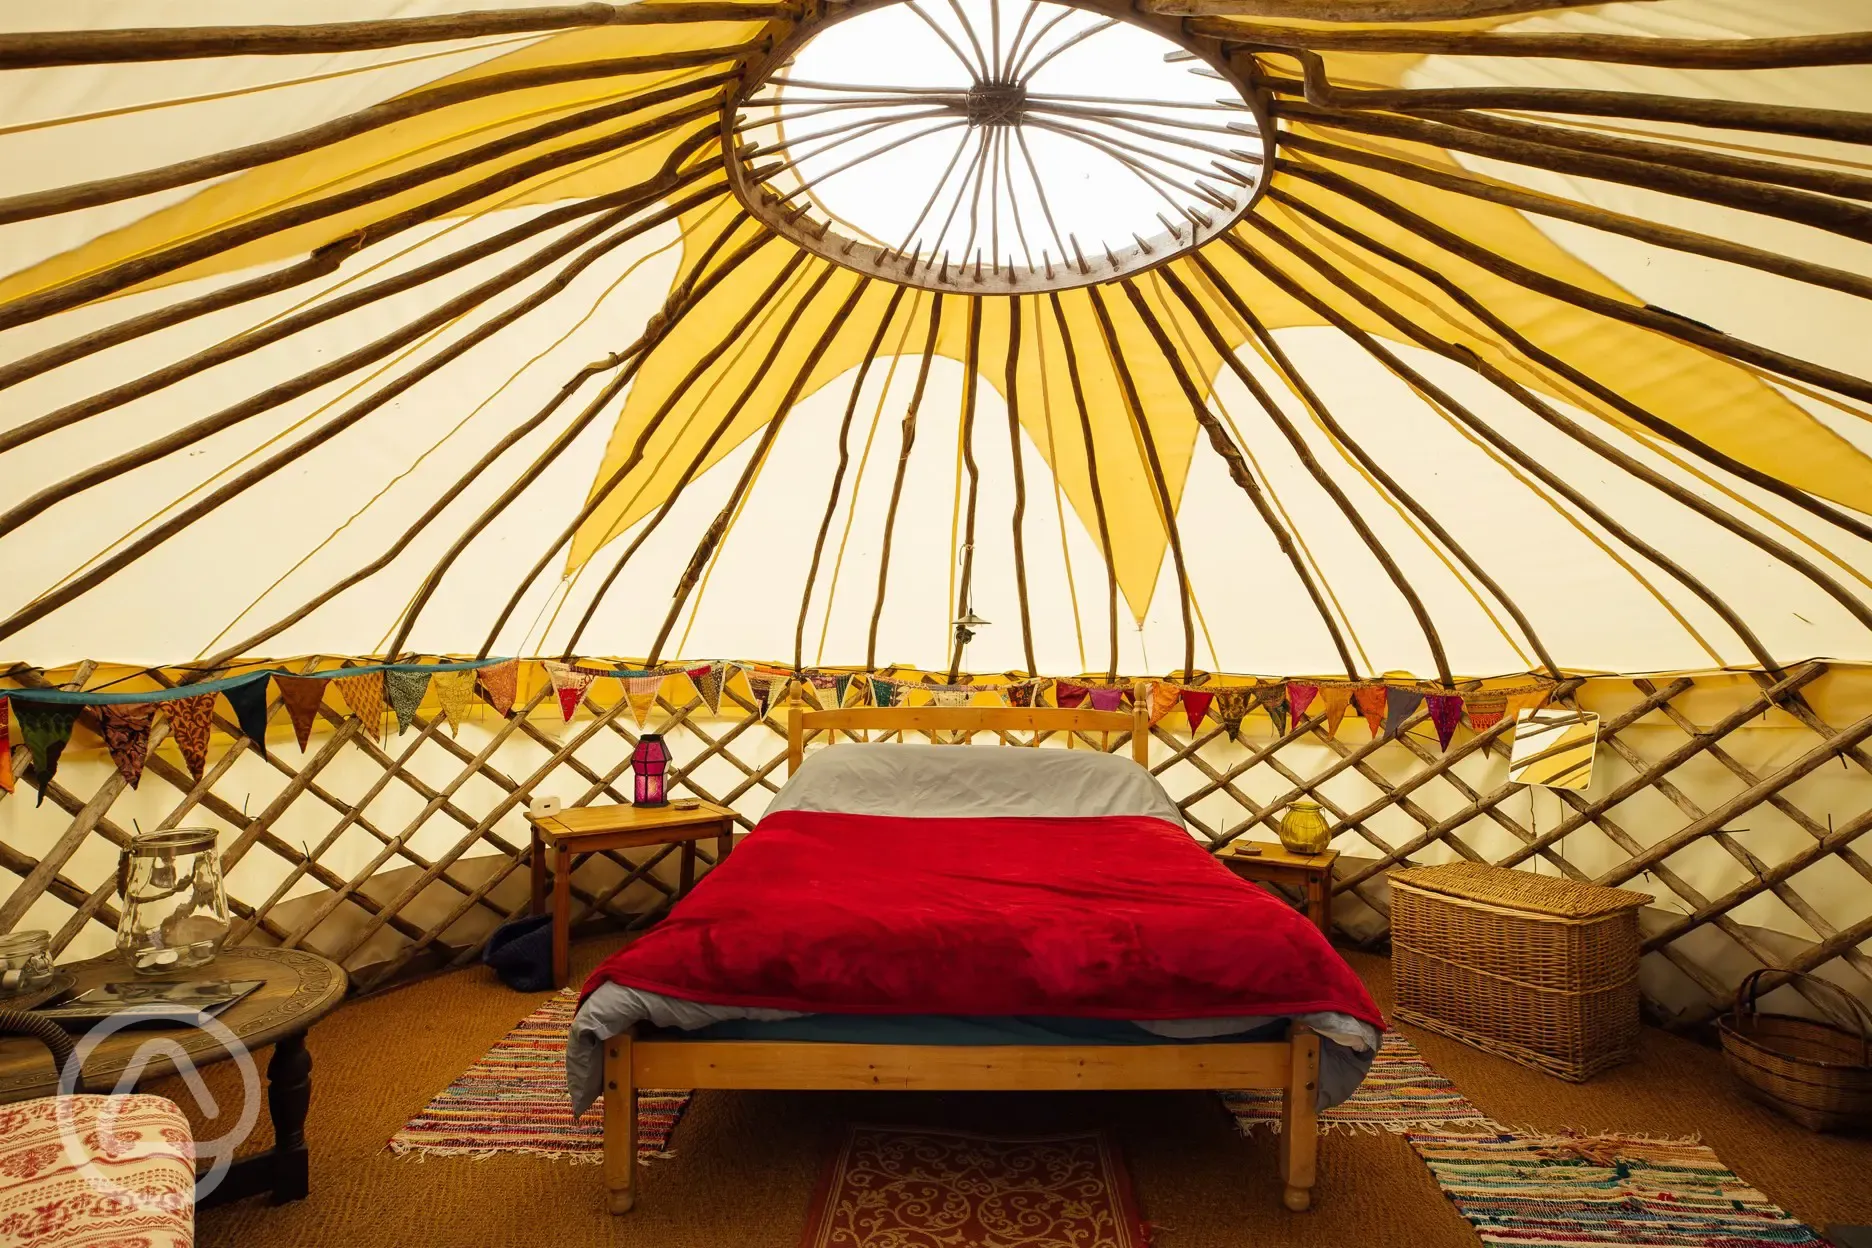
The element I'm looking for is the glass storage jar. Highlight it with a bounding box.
[0,929,54,997]
[1277,801,1332,856]
[117,829,229,974]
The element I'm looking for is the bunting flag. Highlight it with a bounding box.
[1465,693,1508,734]
[931,688,971,707]
[1427,693,1466,751]
[1385,686,1426,737]
[869,677,897,708]
[542,662,593,723]
[99,703,156,789]
[1211,687,1255,742]
[1054,681,1088,710]
[1505,686,1553,722]
[1287,682,1319,725]
[432,670,477,736]
[626,675,662,727]
[223,675,271,755]
[477,659,519,718]
[1261,684,1290,735]
[384,669,431,736]
[166,693,217,782]
[690,663,724,715]
[1087,686,1126,712]
[1147,681,1181,727]
[834,673,854,708]
[1319,685,1356,736]
[1352,684,1389,737]
[744,670,777,718]
[0,700,13,795]
[15,701,82,805]
[1005,680,1036,708]
[336,671,386,741]
[1180,688,1214,731]
[276,675,329,751]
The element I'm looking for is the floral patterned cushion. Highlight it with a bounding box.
[0,1094,194,1247]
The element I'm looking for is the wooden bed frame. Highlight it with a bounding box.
[601,703,1322,1215]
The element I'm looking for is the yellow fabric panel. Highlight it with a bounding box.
[0,18,767,305]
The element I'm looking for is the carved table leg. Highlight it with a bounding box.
[267,1030,313,1204]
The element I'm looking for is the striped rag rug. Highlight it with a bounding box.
[1408,1129,1830,1247]
[389,990,691,1165]
[1222,1030,1491,1135]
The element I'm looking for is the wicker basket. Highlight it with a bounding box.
[1389,862,1650,1082]
[1719,969,1872,1132]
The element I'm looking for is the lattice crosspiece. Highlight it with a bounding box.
[2,662,1869,1026]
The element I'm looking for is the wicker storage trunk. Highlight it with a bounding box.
[1389,863,1651,1082]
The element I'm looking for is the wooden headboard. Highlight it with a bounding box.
[786,703,1149,774]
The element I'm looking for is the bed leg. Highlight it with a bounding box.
[603,1034,638,1214]
[1278,1025,1319,1212]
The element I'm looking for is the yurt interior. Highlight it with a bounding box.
[3,1,1872,1245]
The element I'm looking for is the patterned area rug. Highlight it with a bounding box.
[1222,1030,1491,1135]
[1408,1129,1831,1247]
[801,1126,1149,1248]
[388,990,690,1164]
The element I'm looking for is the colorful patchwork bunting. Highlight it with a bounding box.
[543,662,593,723]
[166,693,217,782]
[223,675,271,755]
[1426,693,1465,751]
[432,671,477,736]
[477,659,519,718]
[1005,680,1036,708]
[690,663,724,715]
[336,672,386,742]
[1211,687,1255,742]
[1287,682,1319,724]
[1147,681,1181,727]
[931,688,971,707]
[834,673,854,708]
[1385,686,1426,737]
[1320,685,1355,735]
[1352,685,1388,737]
[15,701,81,805]
[99,704,156,789]
[626,675,662,727]
[1054,681,1088,710]
[1464,693,1507,733]
[385,669,431,736]
[1179,688,1214,731]
[743,670,778,718]
[869,677,897,708]
[0,700,13,795]
[1087,686,1125,712]
[1261,684,1290,735]
[276,675,329,751]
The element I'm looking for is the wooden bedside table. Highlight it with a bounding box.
[527,801,737,987]
[1219,842,1340,937]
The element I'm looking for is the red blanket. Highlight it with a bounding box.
[584,810,1381,1026]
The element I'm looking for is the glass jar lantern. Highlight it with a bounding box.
[631,734,670,807]
[1277,801,1332,856]
[0,930,54,998]
[117,828,230,975]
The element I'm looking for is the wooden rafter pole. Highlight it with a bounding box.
[1117,277,1367,681]
[464,229,798,657]
[947,297,985,683]
[645,273,872,664]
[1181,248,1561,679]
[1250,214,1872,638]
[1148,0,1629,18]
[218,209,759,668]
[0,45,757,224]
[1266,180,1872,548]
[795,286,910,670]
[1085,284,1195,681]
[0,79,727,333]
[0,160,723,649]
[1222,228,1786,674]
[1202,22,1872,69]
[868,295,947,669]
[0,4,799,67]
[1045,291,1119,682]
[1004,296,1038,674]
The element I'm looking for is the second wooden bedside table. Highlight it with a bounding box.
[526,801,737,987]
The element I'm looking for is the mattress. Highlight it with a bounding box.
[567,742,1381,1114]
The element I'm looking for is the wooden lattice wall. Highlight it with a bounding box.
[2,659,1869,1033]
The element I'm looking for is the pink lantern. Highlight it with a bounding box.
[631,734,670,807]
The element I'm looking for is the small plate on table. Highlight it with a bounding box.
[4,970,77,1013]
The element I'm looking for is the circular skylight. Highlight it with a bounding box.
[726,0,1269,293]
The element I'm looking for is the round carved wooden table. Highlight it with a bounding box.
[0,946,346,1206]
